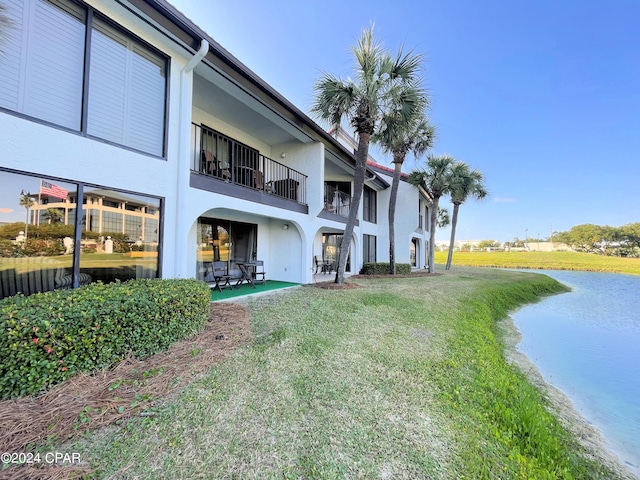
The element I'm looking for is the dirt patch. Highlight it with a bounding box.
[0,303,251,480]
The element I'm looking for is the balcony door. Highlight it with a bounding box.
[322,233,350,272]
[196,218,257,280]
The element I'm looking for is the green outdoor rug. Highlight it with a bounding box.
[210,280,299,301]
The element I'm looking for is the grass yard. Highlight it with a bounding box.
[69,268,625,479]
[0,253,157,273]
[435,250,640,275]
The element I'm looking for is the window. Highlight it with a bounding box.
[363,234,376,263]
[363,186,377,223]
[0,0,168,156]
[0,168,162,299]
[88,19,166,156]
[0,0,86,129]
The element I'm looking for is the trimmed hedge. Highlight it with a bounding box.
[0,279,210,399]
[359,262,412,275]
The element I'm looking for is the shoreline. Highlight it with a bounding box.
[499,316,639,480]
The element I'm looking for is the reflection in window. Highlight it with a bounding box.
[0,171,77,299]
[0,170,162,299]
[80,187,161,283]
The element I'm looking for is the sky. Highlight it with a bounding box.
[4,1,636,242]
[166,0,639,242]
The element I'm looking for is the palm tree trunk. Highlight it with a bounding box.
[445,203,460,270]
[335,132,370,284]
[388,158,403,274]
[428,197,439,273]
[24,207,29,240]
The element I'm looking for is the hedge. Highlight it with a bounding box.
[0,278,210,399]
[359,262,412,275]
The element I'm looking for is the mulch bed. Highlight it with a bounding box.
[0,303,251,480]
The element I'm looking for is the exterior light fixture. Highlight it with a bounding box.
[280,152,286,159]
[283,224,289,230]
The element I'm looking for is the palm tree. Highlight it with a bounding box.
[19,193,34,240]
[376,105,434,274]
[43,208,63,224]
[408,155,455,273]
[445,163,488,270]
[313,26,424,284]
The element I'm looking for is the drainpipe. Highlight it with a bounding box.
[174,40,209,277]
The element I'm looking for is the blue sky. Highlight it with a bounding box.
[168,0,639,242]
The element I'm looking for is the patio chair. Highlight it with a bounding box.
[212,261,232,292]
[252,260,266,285]
[314,256,331,274]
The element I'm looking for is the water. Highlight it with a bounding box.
[510,270,640,475]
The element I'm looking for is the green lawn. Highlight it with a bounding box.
[71,268,623,479]
[0,253,157,273]
[435,250,640,275]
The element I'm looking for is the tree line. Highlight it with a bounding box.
[555,223,640,257]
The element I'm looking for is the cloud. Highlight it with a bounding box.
[0,208,15,213]
[493,197,517,204]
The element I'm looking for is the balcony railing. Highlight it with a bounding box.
[324,184,351,218]
[191,123,307,205]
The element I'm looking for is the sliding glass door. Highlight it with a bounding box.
[322,233,350,272]
[196,218,257,280]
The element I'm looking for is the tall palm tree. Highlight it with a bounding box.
[19,193,34,240]
[376,104,434,274]
[408,155,455,273]
[445,163,487,270]
[313,26,424,284]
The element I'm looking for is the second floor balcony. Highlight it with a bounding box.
[191,124,307,207]
[324,184,351,218]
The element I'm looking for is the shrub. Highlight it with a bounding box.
[0,278,210,399]
[359,262,412,275]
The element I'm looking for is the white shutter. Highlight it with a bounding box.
[0,0,84,129]
[87,23,128,144]
[0,0,25,111]
[88,19,165,156]
[127,47,165,156]
[23,0,85,129]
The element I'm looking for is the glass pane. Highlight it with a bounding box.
[79,187,160,283]
[0,171,77,299]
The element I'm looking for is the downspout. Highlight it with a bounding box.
[174,39,209,277]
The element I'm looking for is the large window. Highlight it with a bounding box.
[363,186,377,223]
[0,169,162,299]
[363,234,376,263]
[0,0,167,156]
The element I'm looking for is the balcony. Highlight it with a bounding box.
[191,124,307,206]
[324,184,351,218]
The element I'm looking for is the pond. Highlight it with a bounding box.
[511,270,640,476]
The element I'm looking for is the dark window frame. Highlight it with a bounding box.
[0,0,170,159]
[363,234,376,264]
[363,186,377,224]
[0,166,165,287]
